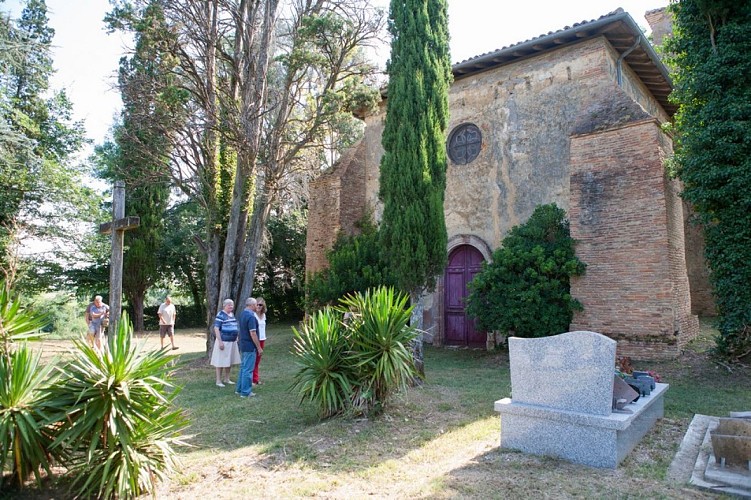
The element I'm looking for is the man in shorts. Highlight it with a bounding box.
[158,295,178,350]
[85,295,109,350]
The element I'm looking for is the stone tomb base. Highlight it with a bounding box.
[669,414,751,497]
[495,383,668,468]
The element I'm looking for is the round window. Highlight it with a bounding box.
[447,123,482,165]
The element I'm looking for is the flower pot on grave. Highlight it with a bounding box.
[632,371,656,390]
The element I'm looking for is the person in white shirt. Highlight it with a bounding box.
[85,295,109,351]
[252,298,267,385]
[157,296,178,350]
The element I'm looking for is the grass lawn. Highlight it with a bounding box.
[25,319,751,498]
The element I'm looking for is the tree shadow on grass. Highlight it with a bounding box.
[170,332,511,476]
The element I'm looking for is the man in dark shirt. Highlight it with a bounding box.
[236,297,262,397]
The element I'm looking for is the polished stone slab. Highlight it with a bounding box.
[509,331,617,416]
[496,383,667,468]
[497,330,667,468]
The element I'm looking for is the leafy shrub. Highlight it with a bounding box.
[305,215,398,311]
[32,292,87,338]
[48,315,188,499]
[253,211,307,321]
[292,287,417,418]
[466,204,586,338]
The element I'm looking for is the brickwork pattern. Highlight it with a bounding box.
[306,32,707,359]
[304,140,367,275]
[569,119,698,359]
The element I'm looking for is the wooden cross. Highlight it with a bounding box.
[99,181,140,347]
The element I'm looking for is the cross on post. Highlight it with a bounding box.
[99,181,140,348]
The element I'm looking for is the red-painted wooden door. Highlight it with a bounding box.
[444,245,486,346]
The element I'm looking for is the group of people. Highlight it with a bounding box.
[83,295,179,351]
[210,296,268,398]
[84,293,269,397]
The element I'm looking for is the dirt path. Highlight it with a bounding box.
[36,329,209,359]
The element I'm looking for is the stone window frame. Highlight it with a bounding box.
[447,123,482,165]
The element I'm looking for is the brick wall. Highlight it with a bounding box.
[304,140,367,275]
[683,202,716,316]
[645,8,672,48]
[569,118,699,359]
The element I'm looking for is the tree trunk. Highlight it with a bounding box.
[218,0,278,306]
[238,174,274,304]
[131,294,145,333]
[205,232,221,358]
[410,289,425,381]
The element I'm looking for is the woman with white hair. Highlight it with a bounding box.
[210,298,241,387]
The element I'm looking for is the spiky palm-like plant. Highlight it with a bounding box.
[291,307,353,418]
[292,287,418,417]
[338,287,417,413]
[0,279,55,489]
[0,280,48,352]
[48,315,188,499]
[0,345,62,489]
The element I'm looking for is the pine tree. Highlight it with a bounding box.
[666,1,751,359]
[379,0,452,375]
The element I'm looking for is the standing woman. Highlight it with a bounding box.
[252,298,267,385]
[211,299,241,387]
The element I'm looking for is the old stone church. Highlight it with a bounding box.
[305,7,713,360]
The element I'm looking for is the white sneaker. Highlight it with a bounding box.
[216,382,225,388]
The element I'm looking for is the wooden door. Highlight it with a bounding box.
[444,245,485,346]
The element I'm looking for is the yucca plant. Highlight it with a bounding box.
[0,344,63,489]
[291,307,354,418]
[292,287,418,418]
[0,279,48,353]
[47,314,188,499]
[0,279,56,489]
[338,287,418,414]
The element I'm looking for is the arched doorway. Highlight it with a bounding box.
[444,245,486,346]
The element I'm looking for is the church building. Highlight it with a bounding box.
[305,8,710,360]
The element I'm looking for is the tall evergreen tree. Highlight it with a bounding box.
[379,0,452,376]
[666,1,751,359]
[97,1,179,331]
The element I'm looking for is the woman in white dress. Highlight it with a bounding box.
[210,299,241,387]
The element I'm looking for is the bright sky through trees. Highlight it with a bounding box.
[3,0,668,148]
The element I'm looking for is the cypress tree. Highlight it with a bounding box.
[108,1,179,332]
[666,1,751,359]
[379,0,452,375]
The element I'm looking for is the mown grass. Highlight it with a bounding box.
[20,319,751,498]
[154,319,750,498]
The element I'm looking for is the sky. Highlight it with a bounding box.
[3,0,669,147]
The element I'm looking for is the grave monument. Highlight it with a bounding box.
[495,330,668,468]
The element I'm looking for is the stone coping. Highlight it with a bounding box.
[495,382,668,431]
[670,414,751,497]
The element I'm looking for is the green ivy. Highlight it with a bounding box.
[665,1,751,359]
[465,204,586,338]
